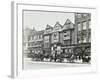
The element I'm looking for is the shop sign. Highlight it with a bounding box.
[52,32,59,43]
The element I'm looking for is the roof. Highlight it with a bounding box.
[63,19,74,30]
[52,22,63,32]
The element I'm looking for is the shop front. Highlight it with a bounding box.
[73,43,91,63]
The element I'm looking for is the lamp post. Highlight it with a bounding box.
[53,44,57,62]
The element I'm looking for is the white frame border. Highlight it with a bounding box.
[11,1,97,78]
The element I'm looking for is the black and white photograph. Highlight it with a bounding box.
[23,10,91,70]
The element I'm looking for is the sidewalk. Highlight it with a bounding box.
[24,57,90,70]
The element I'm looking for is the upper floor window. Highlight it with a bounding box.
[78,23,81,31]
[29,36,32,40]
[77,13,82,18]
[83,14,87,17]
[41,35,43,39]
[66,23,70,27]
[34,35,37,39]
[32,36,34,40]
[65,49,68,53]
[83,21,87,30]
[63,31,70,40]
[89,36,91,42]
[37,35,40,39]
[89,20,91,29]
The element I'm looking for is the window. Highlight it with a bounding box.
[78,23,81,31]
[89,20,91,29]
[41,35,42,39]
[69,49,72,53]
[83,21,87,30]
[79,40,81,44]
[65,49,68,53]
[89,35,91,42]
[34,36,36,39]
[83,14,87,17]
[28,43,30,46]
[37,35,39,39]
[77,13,82,18]
[83,37,87,43]
[32,35,34,40]
[63,31,70,40]
[66,23,70,27]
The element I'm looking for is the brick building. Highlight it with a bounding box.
[24,28,33,56]
[61,19,75,54]
[51,22,63,53]
[43,24,53,55]
[26,12,91,63]
[73,13,91,62]
[28,30,44,55]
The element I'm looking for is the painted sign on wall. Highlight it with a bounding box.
[52,32,59,43]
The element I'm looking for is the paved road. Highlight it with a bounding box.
[24,57,90,70]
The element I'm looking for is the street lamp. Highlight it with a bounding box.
[53,44,57,62]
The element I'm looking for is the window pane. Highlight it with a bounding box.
[83,14,87,17]
[77,14,82,18]
[78,23,81,31]
[89,35,91,42]
[83,22,87,30]
[83,37,87,43]
[89,20,91,29]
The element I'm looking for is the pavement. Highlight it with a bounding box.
[24,57,91,70]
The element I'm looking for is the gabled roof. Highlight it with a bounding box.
[44,24,53,34]
[63,19,74,30]
[53,22,63,32]
[54,21,63,28]
[64,19,72,25]
[30,30,44,36]
[45,24,53,30]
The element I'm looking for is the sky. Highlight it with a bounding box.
[24,10,75,31]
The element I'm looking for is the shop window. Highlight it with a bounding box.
[65,49,68,53]
[69,49,72,53]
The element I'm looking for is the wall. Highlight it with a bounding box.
[0,0,99,80]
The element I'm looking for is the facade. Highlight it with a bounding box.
[51,22,63,53]
[61,19,75,55]
[24,28,33,56]
[75,13,91,43]
[25,13,91,63]
[43,24,53,55]
[73,13,91,62]
[28,30,44,55]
